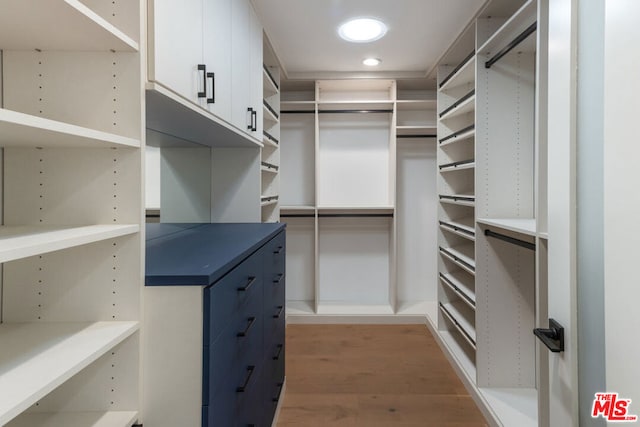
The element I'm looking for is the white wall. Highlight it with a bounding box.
[603,0,640,411]
[145,145,161,209]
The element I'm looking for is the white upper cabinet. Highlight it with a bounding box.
[148,0,262,137]
[148,0,205,106]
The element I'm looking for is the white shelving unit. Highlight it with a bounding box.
[0,1,144,425]
[261,37,281,222]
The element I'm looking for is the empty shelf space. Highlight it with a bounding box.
[439,330,477,378]
[477,218,536,236]
[0,0,138,52]
[439,125,475,147]
[439,159,475,172]
[479,388,538,427]
[396,100,437,111]
[478,0,537,57]
[261,195,279,207]
[439,52,476,92]
[439,91,475,120]
[440,302,476,348]
[0,321,139,425]
[396,301,438,320]
[280,101,316,113]
[263,66,279,95]
[439,272,476,307]
[263,130,279,147]
[263,101,280,123]
[146,83,262,149]
[0,109,140,149]
[286,300,316,316]
[439,218,475,241]
[439,194,475,207]
[396,125,437,137]
[7,411,139,427]
[316,303,394,316]
[439,245,475,275]
[317,206,394,217]
[317,100,394,112]
[0,224,139,264]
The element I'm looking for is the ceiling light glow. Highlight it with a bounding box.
[363,58,381,66]
[338,18,387,43]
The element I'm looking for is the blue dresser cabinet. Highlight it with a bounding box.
[145,223,286,427]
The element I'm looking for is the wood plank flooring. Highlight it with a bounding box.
[277,324,487,426]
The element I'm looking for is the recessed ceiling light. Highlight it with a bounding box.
[338,18,387,43]
[363,58,381,66]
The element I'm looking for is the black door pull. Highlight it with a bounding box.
[197,64,206,98]
[237,276,256,292]
[237,316,256,337]
[236,366,255,392]
[247,107,255,130]
[206,72,215,104]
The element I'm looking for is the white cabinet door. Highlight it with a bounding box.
[231,0,252,134]
[203,0,232,122]
[148,0,205,105]
[249,4,263,138]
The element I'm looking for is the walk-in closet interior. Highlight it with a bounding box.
[1,0,638,426]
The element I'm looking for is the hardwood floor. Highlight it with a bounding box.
[277,324,487,427]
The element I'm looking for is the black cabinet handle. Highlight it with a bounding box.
[237,276,256,292]
[206,72,215,104]
[247,107,255,130]
[252,109,257,131]
[534,318,565,352]
[237,316,256,337]
[273,273,284,284]
[273,306,284,319]
[272,344,283,360]
[236,365,255,392]
[273,246,284,255]
[272,382,284,403]
[197,64,206,98]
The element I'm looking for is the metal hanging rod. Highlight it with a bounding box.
[319,109,393,114]
[281,214,315,218]
[484,229,536,251]
[438,90,475,118]
[397,134,437,139]
[485,22,537,69]
[263,64,279,90]
[281,110,315,114]
[439,124,475,144]
[319,213,393,218]
[439,194,475,202]
[439,50,475,89]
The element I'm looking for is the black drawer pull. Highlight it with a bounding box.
[237,276,256,292]
[272,344,283,360]
[273,246,284,255]
[206,72,215,104]
[236,365,255,393]
[273,274,284,284]
[273,306,284,319]
[237,317,256,337]
[272,382,284,403]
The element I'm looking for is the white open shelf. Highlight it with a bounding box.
[440,244,475,275]
[263,134,279,148]
[396,125,437,136]
[146,82,262,149]
[441,301,476,343]
[280,101,315,112]
[261,198,279,207]
[316,303,394,316]
[263,68,279,95]
[440,271,476,307]
[0,0,139,52]
[317,100,394,111]
[0,321,139,425]
[440,127,475,148]
[439,330,477,378]
[478,0,537,56]
[7,411,139,427]
[439,93,475,121]
[0,109,140,149]
[439,160,476,172]
[0,224,139,264]
[317,206,394,215]
[479,388,538,427]
[477,218,537,237]
[396,100,437,111]
[439,194,475,207]
[440,303,476,350]
[263,103,279,124]
[280,205,316,212]
[286,300,316,316]
[261,165,279,174]
[440,218,475,241]
[396,301,438,319]
[440,55,476,92]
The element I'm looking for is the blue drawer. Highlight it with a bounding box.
[262,343,285,427]
[204,253,263,345]
[263,231,285,280]
[207,363,264,427]
[204,290,264,404]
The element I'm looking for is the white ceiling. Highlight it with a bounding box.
[252,0,488,81]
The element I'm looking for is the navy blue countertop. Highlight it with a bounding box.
[145,223,285,286]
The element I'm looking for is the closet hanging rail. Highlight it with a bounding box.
[319,109,393,114]
[397,134,437,139]
[439,124,475,144]
[484,229,535,251]
[318,213,393,218]
[439,50,475,89]
[485,22,537,69]
[281,213,315,218]
[439,195,475,203]
[281,110,315,114]
[439,90,475,118]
